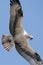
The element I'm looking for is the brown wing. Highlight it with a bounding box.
[2,34,14,51]
[15,36,42,63]
[15,36,35,56]
[9,0,23,36]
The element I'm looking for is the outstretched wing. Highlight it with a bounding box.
[9,0,23,36]
[15,37,43,65]
[2,34,14,51]
[16,45,43,65]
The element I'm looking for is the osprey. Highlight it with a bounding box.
[2,0,43,65]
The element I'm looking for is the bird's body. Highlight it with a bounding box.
[2,0,43,65]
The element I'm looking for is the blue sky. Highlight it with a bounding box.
[0,0,43,65]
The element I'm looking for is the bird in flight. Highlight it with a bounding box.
[2,0,43,65]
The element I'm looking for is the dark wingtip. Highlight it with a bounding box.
[34,52,42,61]
[10,0,21,6]
[18,8,23,17]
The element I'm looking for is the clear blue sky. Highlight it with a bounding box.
[0,0,43,65]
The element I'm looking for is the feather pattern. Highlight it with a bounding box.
[9,0,23,36]
[2,0,43,65]
[2,35,14,51]
[15,43,43,65]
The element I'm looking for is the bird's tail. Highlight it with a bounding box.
[2,34,14,51]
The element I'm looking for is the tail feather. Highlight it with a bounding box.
[2,34,14,51]
[2,42,13,51]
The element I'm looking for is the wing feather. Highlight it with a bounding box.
[15,44,43,65]
[9,0,23,36]
[15,36,43,65]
